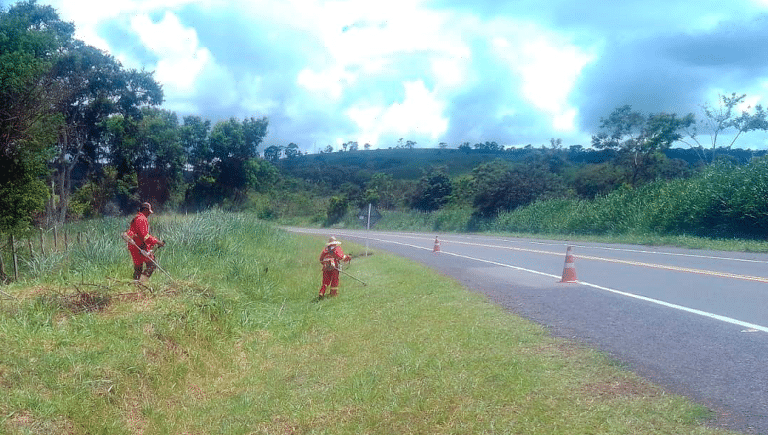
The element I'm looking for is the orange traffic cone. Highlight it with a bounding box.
[433,236,441,253]
[559,246,578,283]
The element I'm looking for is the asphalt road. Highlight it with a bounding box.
[289,228,768,434]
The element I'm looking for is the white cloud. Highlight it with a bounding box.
[516,39,593,112]
[48,0,205,49]
[431,54,471,90]
[490,23,594,134]
[129,12,213,94]
[297,67,355,101]
[346,80,448,146]
[41,0,768,150]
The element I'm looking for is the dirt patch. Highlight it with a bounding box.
[61,291,112,313]
[9,278,214,317]
[580,376,660,399]
[4,410,76,434]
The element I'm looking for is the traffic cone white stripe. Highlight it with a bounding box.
[560,246,578,283]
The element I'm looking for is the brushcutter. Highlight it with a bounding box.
[334,265,367,286]
[121,233,173,280]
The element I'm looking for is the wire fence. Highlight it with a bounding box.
[0,227,91,285]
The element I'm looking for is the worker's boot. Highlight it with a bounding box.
[133,265,143,281]
[329,287,338,297]
[141,262,156,282]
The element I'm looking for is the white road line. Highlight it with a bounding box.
[327,231,768,334]
[574,281,768,333]
[359,234,768,283]
[527,240,768,264]
[343,231,768,265]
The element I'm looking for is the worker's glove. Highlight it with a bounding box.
[158,240,166,247]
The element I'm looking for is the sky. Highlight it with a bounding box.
[30,0,768,152]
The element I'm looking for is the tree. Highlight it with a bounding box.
[263,145,283,163]
[341,141,359,152]
[183,116,268,207]
[69,165,131,218]
[209,118,245,161]
[0,149,50,233]
[473,141,503,152]
[472,159,567,217]
[325,195,348,226]
[0,1,73,157]
[244,158,278,192]
[0,1,81,232]
[447,174,475,207]
[211,117,268,200]
[181,115,212,177]
[572,163,625,198]
[684,93,768,164]
[470,159,511,216]
[411,170,452,211]
[365,173,395,209]
[243,116,268,158]
[51,42,163,221]
[592,105,694,186]
[394,138,416,149]
[284,143,301,159]
[102,115,141,210]
[135,108,185,208]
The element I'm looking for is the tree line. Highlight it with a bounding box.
[277,141,765,227]
[4,1,768,236]
[0,1,277,234]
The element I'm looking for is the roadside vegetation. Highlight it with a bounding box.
[0,212,737,434]
[326,157,768,253]
[0,2,764,433]
[4,2,768,254]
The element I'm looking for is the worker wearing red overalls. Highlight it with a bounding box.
[125,202,164,281]
[318,236,350,299]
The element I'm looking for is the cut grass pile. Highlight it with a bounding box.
[0,211,737,434]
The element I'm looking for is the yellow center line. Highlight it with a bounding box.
[445,239,768,284]
[577,254,768,283]
[293,231,768,284]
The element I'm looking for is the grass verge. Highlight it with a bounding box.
[0,212,737,434]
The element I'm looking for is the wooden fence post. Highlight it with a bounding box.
[53,226,58,250]
[40,228,45,256]
[0,240,6,281]
[10,235,18,281]
[64,230,68,251]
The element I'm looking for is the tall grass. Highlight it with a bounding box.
[319,157,768,250]
[0,212,735,434]
[491,159,768,241]
[337,207,474,233]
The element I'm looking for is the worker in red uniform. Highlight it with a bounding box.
[318,236,350,299]
[124,202,164,281]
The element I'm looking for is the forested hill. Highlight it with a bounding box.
[275,145,766,182]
